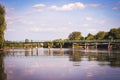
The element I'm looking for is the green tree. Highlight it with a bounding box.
[85,33,95,40]
[104,28,120,39]
[68,31,83,40]
[53,39,64,48]
[0,4,6,48]
[95,31,106,40]
[25,39,29,42]
[109,28,120,39]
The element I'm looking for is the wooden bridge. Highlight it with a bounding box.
[4,40,120,49]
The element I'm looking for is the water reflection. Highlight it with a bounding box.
[1,48,120,80]
[4,48,120,67]
[0,52,7,80]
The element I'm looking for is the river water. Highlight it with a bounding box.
[0,48,120,80]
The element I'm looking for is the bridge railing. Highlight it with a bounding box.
[4,39,120,43]
[62,40,120,43]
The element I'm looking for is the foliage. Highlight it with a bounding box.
[68,31,83,40]
[0,4,6,48]
[105,28,120,39]
[95,31,107,40]
[85,33,95,40]
[25,39,29,42]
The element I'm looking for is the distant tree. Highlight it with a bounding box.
[85,33,95,40]
[53,39,64,48]
[25,39,29,42]
[104,28,120,39]
[109,28,120,39]
[68,31,83,40]
[0,4,6,48]
[95,31,107,40]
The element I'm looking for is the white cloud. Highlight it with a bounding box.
[87,4,100,7]
[30,27,55,32]
[20,20,34,25]
[94,19,106,25]
[6,7,14,13]
[87,29,97,34]
[30,27,72,33]
[112,7,120,10]
[36,9,43,12]
[50,2,85,11]
[32,4,46,8]
[85,17,93,21]
[82,23,88,27]
[99,19,106,25]
[6,29,15,32]
[112,1,120,10]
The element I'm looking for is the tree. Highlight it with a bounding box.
[104,28,120,39]
[109,28,120,39]
[25,39,29,42]
[85,33,95,40]
[53,39,64,48]
[95,31,106,40]
[68,31,83,40]
[0,4,6,48]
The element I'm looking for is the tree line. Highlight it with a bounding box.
[4,27,120,49]
[68,27,120,40]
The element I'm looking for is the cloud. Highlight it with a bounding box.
[82,23,89,27]
[32,4,46,8]
[6,29,15,32]
[36,9,43,12]
[87,4,101,7]
[87,29,97,34]
[30,27,55,32]
[112,7,120,10]
[30,27,72,33]
[20,20,34,25]
[118,1,120,5]
[50,2,85,11]
[85,17,93,21]
[6,7,14,13]
[112,1,120,10]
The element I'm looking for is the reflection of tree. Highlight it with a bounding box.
[69,50,120,67]
[0,52,7,80]
[69,50,81,62]
[25,48,30,56]
[96,53,120,67]
[52,49,64,56]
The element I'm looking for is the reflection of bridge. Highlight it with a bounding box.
[5,40,120,49]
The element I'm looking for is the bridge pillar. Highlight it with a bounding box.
[60,43,62,49]
[72,43,75,49]
[108,42,111,50]
[40,43,43,47]
[48,43,50,49]
[95,43,98,50]
[84,43,87,50]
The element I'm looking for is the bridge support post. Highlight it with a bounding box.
[48,43,50,49]
[72,43,75,49]
[60,43,62,49]
[108,42,111,50]
[84,43,87,50]
[40,43,43,48]
[95,43,98,50]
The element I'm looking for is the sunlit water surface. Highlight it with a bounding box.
[0,48,120,80]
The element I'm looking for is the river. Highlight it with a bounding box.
[0,48,120,80]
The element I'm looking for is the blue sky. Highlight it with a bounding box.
[0,0,120,41]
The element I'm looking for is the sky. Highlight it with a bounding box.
[0,0,120,41]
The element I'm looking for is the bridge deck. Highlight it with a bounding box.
[5,40,120,43]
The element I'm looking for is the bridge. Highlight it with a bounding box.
[4,40,120,49]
